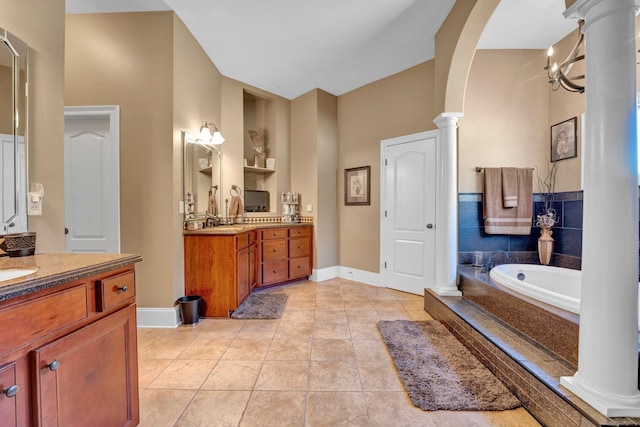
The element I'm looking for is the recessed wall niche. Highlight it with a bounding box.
[243,90,277,212]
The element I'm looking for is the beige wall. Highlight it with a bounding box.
[337,61,437,273]
[66,12,224,308]
[547,27,585,192]
[4,0,66,252]
[172,14,223,301]
[459,49,550,193]
[66,12,174,307]
[290,89,338,270]
[291,90,318,264]
[316,90,338,269]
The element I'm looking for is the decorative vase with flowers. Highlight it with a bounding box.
[536,162,558,265]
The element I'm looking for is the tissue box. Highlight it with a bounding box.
[266,158,276,170]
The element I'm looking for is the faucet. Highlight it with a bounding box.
[484,250,510,273]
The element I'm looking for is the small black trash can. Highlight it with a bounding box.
[177,295,201,325]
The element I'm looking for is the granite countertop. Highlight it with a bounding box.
[184,222,312,236]
[0,253,143,303]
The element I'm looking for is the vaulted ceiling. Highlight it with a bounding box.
[65,0,577,99]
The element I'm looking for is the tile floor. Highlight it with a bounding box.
[137,278,541,426]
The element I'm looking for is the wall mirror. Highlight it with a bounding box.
[182,131,222,221]
[0,27,28,234]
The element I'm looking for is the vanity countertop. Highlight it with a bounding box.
[0,253,143,302]
[183,222,312,236]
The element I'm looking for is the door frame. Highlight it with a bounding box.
[63,105,121,253]
[380,130,439,289]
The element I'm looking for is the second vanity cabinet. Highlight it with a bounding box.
[0,258,140,427]
[184,225,312,317]
[184,230,257,317]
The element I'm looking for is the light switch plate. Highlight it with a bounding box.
[306,204,313,212]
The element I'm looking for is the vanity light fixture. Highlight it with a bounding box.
[545,19,585,93]
[199,121,225,145]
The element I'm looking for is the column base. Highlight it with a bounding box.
[561,375,640,417]
[432,286,462,297]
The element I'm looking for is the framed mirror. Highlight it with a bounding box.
[0,27,28,234]
[182,131,222,221]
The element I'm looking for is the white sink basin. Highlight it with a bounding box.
[0,267,39,282]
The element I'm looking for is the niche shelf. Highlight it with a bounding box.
[244,166,275,174]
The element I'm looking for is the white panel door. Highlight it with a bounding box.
[381,133,437,295]
[64,107,120,253]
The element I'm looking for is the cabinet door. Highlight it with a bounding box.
[249,243,257,292]
[237,247,250,305]
[0,362,18,427]
[33,305,139,427]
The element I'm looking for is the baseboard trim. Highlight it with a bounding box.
[338,266,381,287]
[311,266,339,282]
[310,265,381,287]
[137,307,180,328]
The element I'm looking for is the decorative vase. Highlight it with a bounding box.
[538,227,554,265]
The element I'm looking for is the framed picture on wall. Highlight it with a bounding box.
[550,117,577,162]
[344,166,370,205]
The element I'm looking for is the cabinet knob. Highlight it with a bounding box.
[46,360,60,371]
[117,285,129,293]
[2,384,19,398]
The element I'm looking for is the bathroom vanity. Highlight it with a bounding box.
[0,253,142,426]
[184,224,312,317]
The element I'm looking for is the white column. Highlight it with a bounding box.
[433,112,463,296]
[560,0,640,417]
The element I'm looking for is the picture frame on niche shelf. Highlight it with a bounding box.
[344,166,370,206]
[550,117,577,162]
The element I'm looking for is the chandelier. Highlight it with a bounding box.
[545,20,585,93]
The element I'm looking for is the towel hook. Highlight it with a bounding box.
[230,185,242,197]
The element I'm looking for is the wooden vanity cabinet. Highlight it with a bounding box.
[0,264,139,427]
[184,231,257,317]
[258,225,313,286]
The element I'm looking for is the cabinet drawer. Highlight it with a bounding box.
[0,286,88,355]
[97,271,135,312]
[262,260,288,284]
[289,227,310,237]
[262,240,287,261]
[261,228,288,240]
[289,237,310,258]
[289,257,311,279]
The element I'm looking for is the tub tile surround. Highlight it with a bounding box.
[424,287,640,427]
[459,192,583,269]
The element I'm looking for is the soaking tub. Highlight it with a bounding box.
[489,264,581,314]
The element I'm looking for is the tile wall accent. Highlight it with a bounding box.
[458,191,583,269]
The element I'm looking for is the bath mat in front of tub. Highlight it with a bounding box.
[231,292,288,319]
[378,320,521,411]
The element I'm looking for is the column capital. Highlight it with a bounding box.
[433,112,463,129]
[565,0,640,20]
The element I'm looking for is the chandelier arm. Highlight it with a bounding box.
[558,73,584,93]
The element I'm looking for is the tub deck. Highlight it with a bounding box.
[424,265,640,427]
[459,265,579,365]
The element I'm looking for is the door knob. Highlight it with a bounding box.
[426,224,434,229]
[46,360,60,371]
